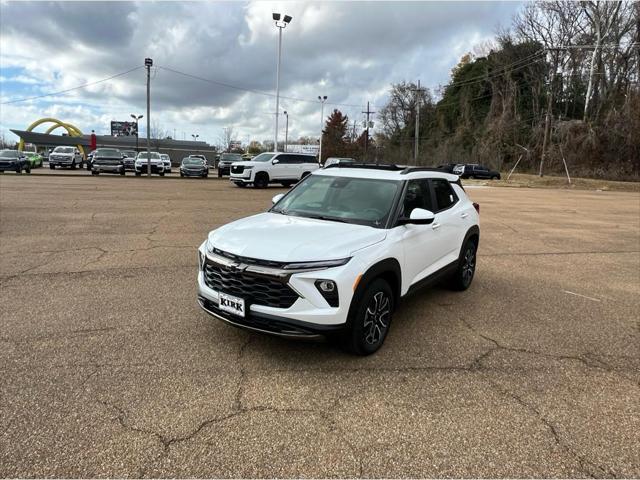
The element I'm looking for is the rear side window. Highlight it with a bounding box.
[431,178,458,211]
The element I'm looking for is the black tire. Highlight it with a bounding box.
[344,278,394,355]
[135,171,141,176]
[218,170,223,178]
[468,175,474,179]
[25,165,31,174]
[180,172,184,177]
[491,176,499,180]
[50,164,55,170]
[254,172,269,188]
[159,172,165,177]
[70,162,76,170]
[80,162,84,169]
[92,171,98,175]
[448,238,478,291]
[234,182,247,188]
[120,170,125,176]
[203,173,208,178]
[16,165,21,174]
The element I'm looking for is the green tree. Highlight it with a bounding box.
[321,109,350,163]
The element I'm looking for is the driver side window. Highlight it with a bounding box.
[401,179,433,217]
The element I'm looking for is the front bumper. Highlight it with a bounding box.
[49,157,75,166]
[93,164,123,173]
[135,164,164,174]
[196,243,360,338]
[0,161,19,171]
[181,168,207,176]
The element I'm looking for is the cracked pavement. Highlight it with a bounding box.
[1,175,638,478]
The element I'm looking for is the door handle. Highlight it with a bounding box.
[460,212,468,219]
[432,223,441,230]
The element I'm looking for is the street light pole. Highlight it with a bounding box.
[318,95,327,165]
[192,134,199,141]
[283,111,288,152]
[272,13,292,153]
[130,114,143,153]
[145,57,153,177]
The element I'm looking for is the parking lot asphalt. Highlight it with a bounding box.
[1,175,638,478]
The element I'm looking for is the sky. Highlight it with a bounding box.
[0,1,522,147]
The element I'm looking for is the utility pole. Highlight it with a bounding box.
[318,96,327,165]
[412,80,425,164]
[272,13,292,152]
[283,111,289,152]
[145,58,153,177]
[540,72,554,177]
[362,101,375,161]
[351,120,357,142]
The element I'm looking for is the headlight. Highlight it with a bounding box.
[243,166,253,170]
[206,238,214,253]
[283,257,351,270]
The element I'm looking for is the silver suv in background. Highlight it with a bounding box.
[49,146,84,170]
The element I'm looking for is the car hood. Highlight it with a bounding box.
[136,158,163,164]
[52,152,74,157]
[208,212,386,262]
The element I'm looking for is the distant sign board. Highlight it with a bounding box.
[110,121,138,137]
[229,140,242,150]
[286,144,319,155]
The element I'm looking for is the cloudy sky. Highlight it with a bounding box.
[0,1,522,147]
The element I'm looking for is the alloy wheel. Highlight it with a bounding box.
[462,246,476,286]
[363,291,391,345]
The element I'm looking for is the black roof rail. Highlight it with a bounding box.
[399,166,450,175]
[323,162,406,171]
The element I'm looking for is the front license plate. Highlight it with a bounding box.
[219,292,245,317]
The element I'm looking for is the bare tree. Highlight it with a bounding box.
[219,126,235,152]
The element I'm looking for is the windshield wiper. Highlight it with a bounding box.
[305,214,348,223]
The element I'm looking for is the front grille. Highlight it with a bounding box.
[203,261,298,309]
[231,165,245,174]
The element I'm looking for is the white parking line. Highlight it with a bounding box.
[563,290,601,302]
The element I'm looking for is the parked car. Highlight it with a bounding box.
[160,153,172,173]
[0,149,31,173]
[180,157,209,178]
[91,148,125,175]
[135,151,165,176]
[436,163,462,174]
[453,163,501,180]
[121,150,137,171]
[49,146,84,169]
[324,157,355,168]
[23,151,43,168]
[198,163,480,354]
[230,152,319,188]
[217,153,244,177]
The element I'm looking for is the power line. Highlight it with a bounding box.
[0,66,144,105]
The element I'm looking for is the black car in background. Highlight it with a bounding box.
[121,150,137,171]
[217,153,244,177]
[0,149,30,174]
[453,163,501,180]
[91,148,125,175]
[436,163,462,174]
[180,157,209,178]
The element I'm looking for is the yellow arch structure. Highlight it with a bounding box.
[18,118,86,156]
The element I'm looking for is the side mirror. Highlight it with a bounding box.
[272,159,280,165]
[400,208,435,225]
[272,193,285,204]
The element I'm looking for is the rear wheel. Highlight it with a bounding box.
[448,239,477,291]
[344,278,394,355]
[254,172,269,188]
[25,165,31,174]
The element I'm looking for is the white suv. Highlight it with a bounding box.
[134,151,165,176]
[229,152,318,188]
[198,164,480,354]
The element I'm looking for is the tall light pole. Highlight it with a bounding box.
[130,114,143,153]
[318,95,327,165]
[283,110,289,152]
[144,57,153,177]
[192,134,199,141]
[272,12,292,152]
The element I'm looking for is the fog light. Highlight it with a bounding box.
[315,280,338,307]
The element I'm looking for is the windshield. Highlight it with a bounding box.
[182,158,203,165]
[160,154,170,160]
[220,154,243,162]
[0,150,19,158]
[137,152,160,160]
[54,147,74,154]
[96,149,120,156]
[251,153,276,162]
[271,174,401,228]
[122,151,136,157]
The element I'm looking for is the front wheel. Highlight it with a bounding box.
[120,170,125,176]
[25,165,31,174]
[70,162,76,170]
[159,172,165,176]
[50,164,55,170]
[448,239,477,291]
[218,170,223,178]
[15,165,21,174]
[254,172,268,188]
[344,278,394,355]
[135,172,141,176]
